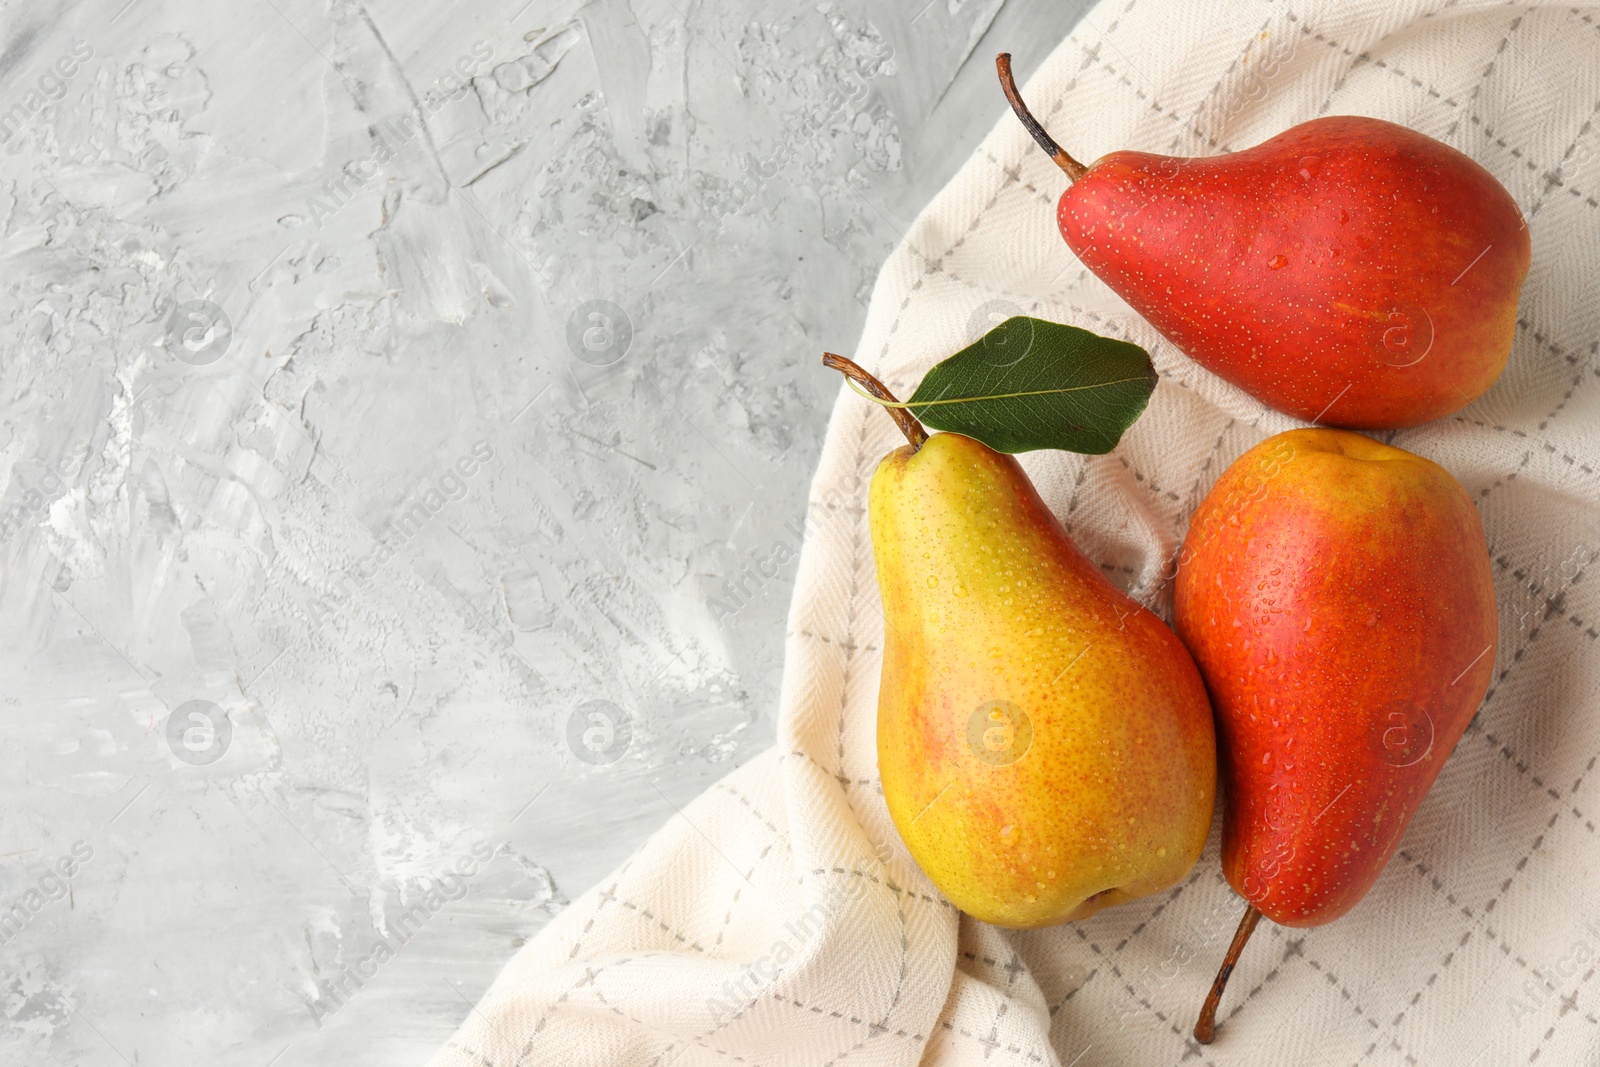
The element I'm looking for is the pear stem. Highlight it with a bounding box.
[821,353,928,449]
[996,53,1087,181]
[1193,903,1264,1045]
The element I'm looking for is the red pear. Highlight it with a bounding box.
[1172,429,1497,1042]
[997,54,1530,429]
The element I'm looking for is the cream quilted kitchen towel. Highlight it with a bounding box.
[431,0,1600,1063]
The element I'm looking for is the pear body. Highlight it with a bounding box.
[1175,429,1496,927]
[872,432,1216,928]
[1058,116,1529,429]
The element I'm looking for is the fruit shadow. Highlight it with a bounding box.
[1025,448,1184,616]
[1365,476,1596,916]
[989,811,1240,1048]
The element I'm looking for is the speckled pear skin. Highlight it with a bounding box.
[871,432,1217,929]
[1175,429,1496,928]
[1058,116,1529,429]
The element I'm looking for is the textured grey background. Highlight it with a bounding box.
[0,0,1096,1063]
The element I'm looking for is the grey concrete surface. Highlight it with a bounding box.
[0,0,1093,1062]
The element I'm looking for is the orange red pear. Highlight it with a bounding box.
[998,54,1529,429]
[1174,429,1496,1041]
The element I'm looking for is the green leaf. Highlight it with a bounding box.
[906,317,1156,454]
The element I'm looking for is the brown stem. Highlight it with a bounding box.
[821,353,928,449]
[1193,903,1264,1045]
[996,53,1087,181]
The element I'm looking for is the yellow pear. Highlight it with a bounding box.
[867,420,1216,928]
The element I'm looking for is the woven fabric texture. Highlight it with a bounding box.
[431,0,1600,1062]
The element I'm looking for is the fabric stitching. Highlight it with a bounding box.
[930,1000,1057,1063]
[811,878,914,1065]
[592,989,752,1066]
[1283,14,1467,111]
[1363,741,1600,1051]
[1180,16,1278,152]
[616,897,713,954]
[789,628,880,655]
[765,990,929,1042]
[511,951,647,1067]
[780,747,880,791]
[1521,960,1600,1062]
[1445,14,1525,140]
[1521,93,1600,222]
[1290,11,1584,189]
